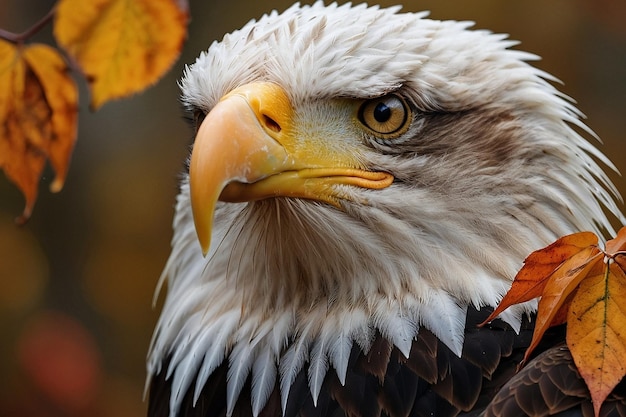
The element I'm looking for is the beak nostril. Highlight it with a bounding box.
[262,114,281,133]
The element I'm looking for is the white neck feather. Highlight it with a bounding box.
[148,175,577,417]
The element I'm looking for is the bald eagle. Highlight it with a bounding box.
[147,2,626,416]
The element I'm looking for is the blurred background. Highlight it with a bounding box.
[0,0,625,416]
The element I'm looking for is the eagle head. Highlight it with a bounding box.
[147,3,623,417]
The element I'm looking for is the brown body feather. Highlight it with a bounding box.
[149,309,626,417]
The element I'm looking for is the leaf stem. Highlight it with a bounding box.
[600,249,626,263]
[0,5,57,45]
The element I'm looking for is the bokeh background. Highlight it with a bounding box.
[0,0,625,416]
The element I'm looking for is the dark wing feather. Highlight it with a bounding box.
[361,336,394,384]
[481,344,626,417]
[404,329,439,383]
[379,350,420,417]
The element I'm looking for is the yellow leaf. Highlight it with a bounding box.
[567,260,626,417]
[0,40,78,222]
[53,0,188,109]
[22,44,79,193]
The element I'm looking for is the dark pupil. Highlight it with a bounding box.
[373,102,391,123]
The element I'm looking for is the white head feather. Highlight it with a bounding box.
[147,2,623,416]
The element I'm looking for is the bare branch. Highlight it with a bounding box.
[0,5,56,44]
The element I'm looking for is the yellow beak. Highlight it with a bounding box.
[189,82,394,255]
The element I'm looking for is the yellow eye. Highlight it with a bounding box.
[358,95,411,138]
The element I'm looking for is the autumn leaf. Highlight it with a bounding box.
[0,40,78,223]
[606,229,626,252]
[1,0,188,220]
[484,227,626,417]
[567,236,626,417]
[53,0,188,109]
[522,247,603,363]
[480,232,599,324]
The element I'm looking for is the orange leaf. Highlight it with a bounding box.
[0,41,78,222]
[550,288,577,327]
[605,225,626,254]
[606,226,626,297]
[53,0,188,109]
[521,246,603,364]
[567,260,626,417]
[480,232,599,325]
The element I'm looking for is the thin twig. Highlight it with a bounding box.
[0,4,57,44]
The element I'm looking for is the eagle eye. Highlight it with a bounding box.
[358,95,411,139]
